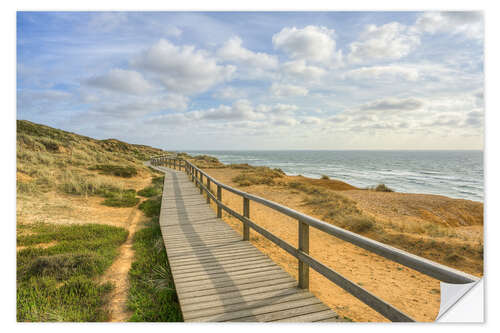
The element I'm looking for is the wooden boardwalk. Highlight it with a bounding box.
[156,166,341,322]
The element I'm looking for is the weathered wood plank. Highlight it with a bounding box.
[181,287,309,313]
[273,310,341,322]
[179,276,295,299]
[230,303,330,322]
[184,295,320,322]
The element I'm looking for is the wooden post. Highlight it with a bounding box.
[217,185,222,218]
[243,197,250,241]
[206,178,211,204]
[200,172,203,194]
[298,219,310,289]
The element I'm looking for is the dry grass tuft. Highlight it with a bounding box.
[232,166,285,186]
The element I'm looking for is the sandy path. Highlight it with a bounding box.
[101,200,145,322]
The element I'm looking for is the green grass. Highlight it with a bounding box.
[101,189,139,207]
[17,223,128,322]
[89,164,138,178]
[138,186,162,197]
[138,196,162,217]
[128,178,182,321]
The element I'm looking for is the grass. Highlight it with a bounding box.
[289,182,376,233]
[17,223,128,322]
[17,119,167,196]
[89,164,138,178]
[128,179,182,322]
[138,197,162,217]
[101,189,140,207]
[138,186,162,197]
[232,166,285,186]
[368,184,394,192]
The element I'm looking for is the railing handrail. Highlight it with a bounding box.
[150,155,480,322]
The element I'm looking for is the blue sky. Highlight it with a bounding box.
[17,11,484,150]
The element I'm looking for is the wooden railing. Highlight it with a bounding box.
[150,155,479,322]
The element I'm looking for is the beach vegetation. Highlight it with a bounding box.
[232,166,285,186]
[17,223,128,321]
[128,178,182,322]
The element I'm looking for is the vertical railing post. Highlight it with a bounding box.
[199,173,203,194]
[243,197,250,241]
[298,219,310,289]
[217,185,222,218]
[206,178,211,204]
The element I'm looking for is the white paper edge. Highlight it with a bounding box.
[436,278,484,322]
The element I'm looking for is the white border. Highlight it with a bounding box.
[3,1,498,332]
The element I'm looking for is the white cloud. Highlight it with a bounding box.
[85,69,153,94]
[165,26,182,37]
[358,97,424,112]
[345,65,419,81]
[84,93,189,119]
[131,39,235,95]
[348,22,420,63]
[218,36,278,69]
[256,103,299,114]
[18,89,73,111]
[413,11,483,40]
[272,26,342,65]
[195,99,264,121]
[270,83,308,97]
[301,116,322,125]
[281,60,326,81]
[212,86,247,100]
[272,117,298,127]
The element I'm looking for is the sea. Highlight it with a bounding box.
[185,150,484,202]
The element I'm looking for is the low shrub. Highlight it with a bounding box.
[25,253,100,281]
[89,164,138,178]
[138,186,161,197]
[139,197,162,217]
[369,184,394,192]
[232,166,285,186]
[321,174,330,180]
[101,189,139,207]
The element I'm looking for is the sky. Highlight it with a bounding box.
[16,11,484,151]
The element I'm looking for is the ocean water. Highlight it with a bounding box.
[185,150,484,202]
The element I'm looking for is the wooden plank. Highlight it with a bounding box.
[174,265,284,284]
[273,310,341,322]
[168,251,267,268]
[181,281,299,305]
[171,256,274,273]
[175,272,294,295]
[231,303,330,322]
[173,268,287,289]
[173,261,279,280]
[180,277,295,299]
[184,295,320,322]
[181,287,308,313]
